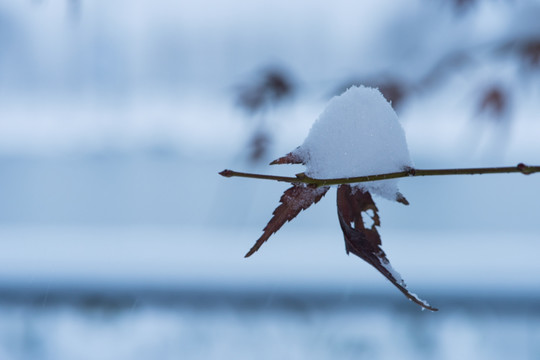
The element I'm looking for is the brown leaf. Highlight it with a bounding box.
[269,150,304,165]
[245,184,329,257]
[337,185,437,311]
[236,67,295,114]
[478,86,508,120]
[248,131,272,163]
[396,192,410,206]
[521,40,540,68]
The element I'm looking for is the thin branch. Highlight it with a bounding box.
[219,163,539,187]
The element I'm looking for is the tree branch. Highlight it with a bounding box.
[219,163,539,187]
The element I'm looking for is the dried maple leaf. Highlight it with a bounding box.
[245,184,329,257]
[337,184,437,311]
[269,150,304,165]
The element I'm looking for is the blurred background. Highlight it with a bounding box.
[1,0,540,359]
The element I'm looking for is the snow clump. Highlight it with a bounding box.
[293,85,413,201]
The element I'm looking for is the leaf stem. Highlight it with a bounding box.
[219,163,540,186]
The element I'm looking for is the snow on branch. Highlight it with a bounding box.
[220,86,539,311]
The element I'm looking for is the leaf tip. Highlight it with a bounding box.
[269,151,304,165]
[421,304,439,312]
[396,192,409,205]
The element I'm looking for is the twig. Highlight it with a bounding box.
[219,163,539,187]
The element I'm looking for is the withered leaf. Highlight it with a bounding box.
[396,192,410,206]
[248,131,272,162]
[245,184,329,257]
[521,40,540,68]
[236,68,295,114]
[478,86,508,121]
[269,150,304,165]
[337,185,438,311]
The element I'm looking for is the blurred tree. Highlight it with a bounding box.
[235,67,295,163]
[234,0,540,164]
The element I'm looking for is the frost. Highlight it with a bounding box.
[294,85,412,201]
[378,254,406,287]
[409,292,433,311]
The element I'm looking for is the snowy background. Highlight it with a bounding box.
[1,0,540,359]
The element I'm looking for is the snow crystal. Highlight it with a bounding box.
[409,291,433,311]
[379,254,406,287]
[294,86,412,200]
